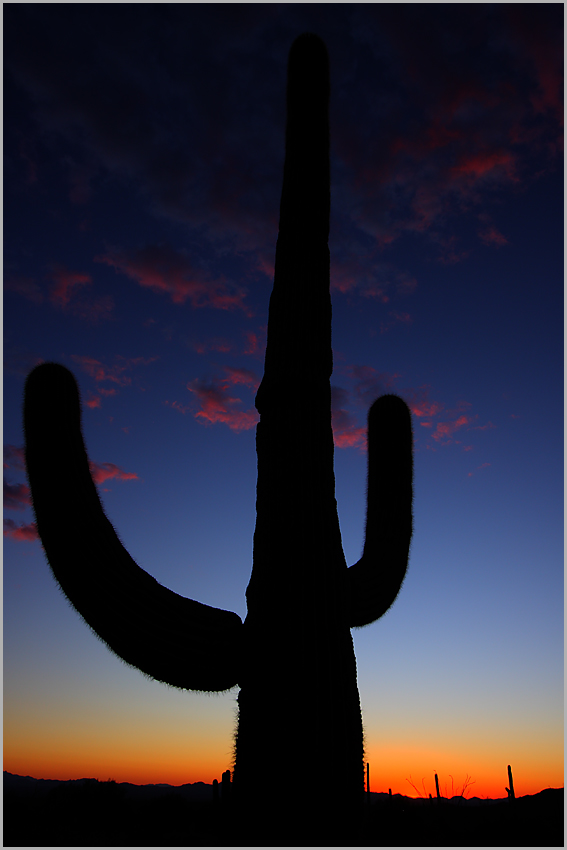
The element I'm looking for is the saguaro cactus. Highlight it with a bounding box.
[506,764,515,800]
[24,33,412,841]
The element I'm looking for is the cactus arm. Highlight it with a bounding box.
[24,362,242,692]
[347,394,413,628]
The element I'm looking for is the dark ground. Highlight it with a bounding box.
[3,773,563,846]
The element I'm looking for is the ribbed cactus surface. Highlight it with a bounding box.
[24,32,413,841]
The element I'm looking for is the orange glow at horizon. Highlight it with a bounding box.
[364,745,564,800]
[5,741,563,798]
[4,711,235,787]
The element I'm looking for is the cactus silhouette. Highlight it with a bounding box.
[506,764,516,800]
[24,33,413,841]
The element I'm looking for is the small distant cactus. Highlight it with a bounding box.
[221,769,231,805]
[435,772,441,798]
[506,764,515,800]
[23,33,413,840]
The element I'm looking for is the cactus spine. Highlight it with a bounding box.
[23,33,413,840]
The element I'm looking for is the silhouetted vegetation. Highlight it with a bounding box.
[23,33,413,839]
[3,773,563,847]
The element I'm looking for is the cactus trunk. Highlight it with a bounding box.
[234,35,363,839]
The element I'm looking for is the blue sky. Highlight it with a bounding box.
[4,3,563,797]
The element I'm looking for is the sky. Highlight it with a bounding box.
[3,3,563,801]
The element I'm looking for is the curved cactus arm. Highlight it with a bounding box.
[24,362,242,692]
[347,394,413,628]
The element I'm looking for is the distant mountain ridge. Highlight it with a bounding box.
[3,770,214,802]
[4,770,561,806]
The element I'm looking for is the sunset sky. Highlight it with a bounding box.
[4,4,563,800]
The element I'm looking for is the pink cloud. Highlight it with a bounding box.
[3,518,39,542]
[380,310,413,333]
[187,373,259,432]
[71,295,115,323]
[165,399,192,415]
[71,354,157,386]
[333,428,367,450]
[96,244,251,313]
[46,265,114,322]
[85,394,101,409]
[331,386,367,450]
[50,265,92,308]
[405,386,444,419]
[468,461,491,477]
[343,365,400,408]
[88,461,139,485]
[4,478,31,510]
[451,149,518,183]
[243,332,259,356]
[478,227,509,246]
[432,414,472,442]
[191,337,232,355]
[4,444,26,471]
[222,367,260,390]
[330,255,416,303]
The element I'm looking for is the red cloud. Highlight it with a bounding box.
[380,310,413,333]
[404,386,444,419]
[330,255,416,303]
[187,373,259,432]
[192,338,232,355]
[96,244,251,313]
[222,367,260,390]
[71,295,115,323]
[243,332,258,356]
[432,414,472,442]
[468,461,491,477]
[451,149,517,182]
[86,394,101,409]
[242,330,267,358]
[4,478,31,510]
[50,265,92,308]
[71,355,129,384]
[343,365,400,408]
[3,518,39,541]
[334,428,367,450]
[88,461,139,485]
[242,327,267,359]
[71,354,157,386]
[331,386,367,450]
[165,399,192,415]
[4,444,26,470]
[47,266,114,322]
[478,227,508,247]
